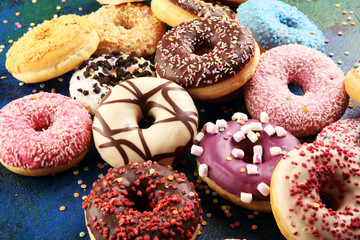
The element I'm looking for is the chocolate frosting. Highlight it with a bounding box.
[197,119,301,200]
[155,17,256,89]
[168,0,236,19]
[83,161,203,240]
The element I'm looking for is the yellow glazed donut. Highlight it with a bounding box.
[271,142,360,239]
[5,14,99,83]
[345,60,360,104]
[92,77,199,168]
[88,3,166,57]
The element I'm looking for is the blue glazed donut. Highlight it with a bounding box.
[237,0,326,52]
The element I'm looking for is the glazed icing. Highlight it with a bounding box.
[70,51,155,115]
[194,114,300,201]
[271,143,360,239]
[244,44,348,137]
[237,0,326,51]
[83,161,203,240]
[155,17,256,89]
[0,92,92,170]
[92,77,198,167]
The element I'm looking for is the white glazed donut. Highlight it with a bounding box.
[92,77,199,167]
[69,51,155,115]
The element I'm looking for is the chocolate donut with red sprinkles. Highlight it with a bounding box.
[270,142,360,240]
[82,160,203,240]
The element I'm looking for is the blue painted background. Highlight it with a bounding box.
[0,0,359,239]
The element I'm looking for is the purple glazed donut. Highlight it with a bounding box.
[191,112,301,212]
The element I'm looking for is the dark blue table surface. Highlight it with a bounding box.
[0,0,360,239]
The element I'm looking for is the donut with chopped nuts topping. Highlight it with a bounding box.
[191,112,300,212]
[271,142,360,239]
[151,0,237,27]
[69,51,155,115]
[83,160,203,240]
[155,17,260,101]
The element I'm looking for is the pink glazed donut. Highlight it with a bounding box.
[191,112,301,212]
[244,44,349,137]
[0,92,92,176]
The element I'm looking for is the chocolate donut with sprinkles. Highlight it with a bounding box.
[92,77,198,168]
[271,142,360,240]
[69,51,155,115]
[155,17,260,101]
[82,160,203,240]
[151,0,237,27]
[191,112,301,212]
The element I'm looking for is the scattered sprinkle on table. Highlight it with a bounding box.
[59,206,66,211]
[79,232,86,237]
[74,193,80,198]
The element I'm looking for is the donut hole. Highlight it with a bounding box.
[131,192,155,212]
[138,115,155,129]
[114,18,134,30]
[279,16,299,28]
[194,41,214,56]
[320,193,339,210]
[31,112,54,132]
[287,83,304,96]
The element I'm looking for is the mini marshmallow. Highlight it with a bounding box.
[253,152,262,164]
[240,192,253,203]
[246,164,259,175]
[260,112,269,123]
[216,119,227,129]
[250,122,263,131]
[205,122,219,134]
[231,148,244,159]
[194,132,205,143]
[257,182,270,196]
[232,112,248,121]
[247,130,258,143]
[270,146,282,156]
[191,145,204,156]
[198,163,208,177]
[233,131,246,142]
[241,124,252,134]
[275,126,287,137]
[264,125,276,136]
[253,145,263,155]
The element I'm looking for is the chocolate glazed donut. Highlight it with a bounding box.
[92,77,199,168]
[83,161,203,240]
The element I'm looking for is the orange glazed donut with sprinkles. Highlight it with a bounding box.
[155,17,260,101]
[151,0,237,27]
[82,160,203,240]
[271,142,360,240]
[191,112,301,212]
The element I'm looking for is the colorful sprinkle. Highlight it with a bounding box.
[59,206,66,211]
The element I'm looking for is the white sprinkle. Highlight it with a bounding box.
[232,112,248,121]
[198,163,208,177]
[260,112,269,123]
[264,125,276,136]
[275,126,287,137]
[191,145,204,156]
[205,122,219,134]
[270,147,282,156]
[246,164,259,175]
[257,182,270,196]
[194,132,205,143]
[240,192,253,203]
[253,145,263,155]
[233,131,246,142]
[231,148,244,159]
[247,131,258,143]
[253,152,262,164]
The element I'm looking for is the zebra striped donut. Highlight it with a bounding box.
[92,77,198,167]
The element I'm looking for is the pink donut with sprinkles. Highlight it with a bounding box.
[0,92,92,176]
[191,112,301,212]
[244,44,349,137]
[271,142,360,239]
[315,118,360,159]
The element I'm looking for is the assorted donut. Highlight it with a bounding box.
[3,0,360,239]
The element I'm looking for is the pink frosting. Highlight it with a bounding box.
[0,92,92,170]
[195,117,301,201]
[244,44,349,137]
